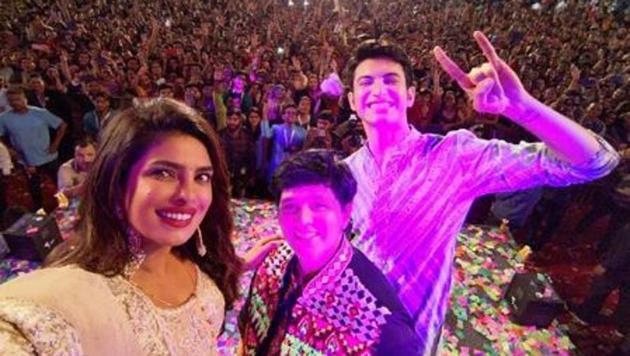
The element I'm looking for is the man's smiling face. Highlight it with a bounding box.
[348,58,415,128]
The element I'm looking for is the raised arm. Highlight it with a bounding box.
[434,31,606,166]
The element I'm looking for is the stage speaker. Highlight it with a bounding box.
[0,233,9,258]
[2,212,63,261]
[504,272,564,327]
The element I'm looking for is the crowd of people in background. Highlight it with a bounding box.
[0,0,627,227]
[0,0,628,266]
[1,0,628,202]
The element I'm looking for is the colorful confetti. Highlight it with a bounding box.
[0,200,574,354]
[443,224,573,355]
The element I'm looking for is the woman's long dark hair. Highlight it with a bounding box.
[48,98,242,308]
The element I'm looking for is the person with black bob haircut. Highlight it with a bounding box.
[240,149,422,355]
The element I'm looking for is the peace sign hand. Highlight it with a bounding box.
[434,31,530,117]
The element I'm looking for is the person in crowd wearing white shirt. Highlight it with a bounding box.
[57,136,96,201]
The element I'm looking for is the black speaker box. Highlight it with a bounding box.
[0,233,9,258]
[504,272,564,327]
[2,213,62,261]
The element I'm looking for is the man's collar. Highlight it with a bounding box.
[364,125,419,162]
[11,107,29,114]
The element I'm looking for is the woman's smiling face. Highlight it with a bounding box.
[124,133,214,252]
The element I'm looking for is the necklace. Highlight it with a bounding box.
[127,264,198,308]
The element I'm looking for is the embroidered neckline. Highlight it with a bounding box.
[120,265,202,313]
[299,238,353,299]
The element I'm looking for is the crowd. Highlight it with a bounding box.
[0,0,628,205]
[0,0,629,353]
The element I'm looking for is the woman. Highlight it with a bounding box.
[0,98,241,355]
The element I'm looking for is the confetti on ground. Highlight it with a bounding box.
[0,199,574,354]
[220,202,574,355]
[442,225,573,355]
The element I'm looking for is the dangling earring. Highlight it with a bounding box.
[196,226,207,257]
[117,205,144,256]
[125,224,145,278]
[116,205,145,279]
[127,225,144,256]
[343,219,355,241]
[122,226,146,280]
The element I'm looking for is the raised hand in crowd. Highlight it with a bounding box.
[434,32,526,117]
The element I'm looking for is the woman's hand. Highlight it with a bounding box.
[241,236,283,271]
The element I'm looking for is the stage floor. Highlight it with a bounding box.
[0,199,574,355]
[221,200,574,355]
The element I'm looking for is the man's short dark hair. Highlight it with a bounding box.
[344,39,414,90]
[94,92,110,102]
[272,149,357,206]
[282,103,297,113]
[6,85,26,96]
[249,106,261,116]
[317,110,334,123]
[185,81,201,90]
[158,83,174,91]
[29,74,44,82]
[76,136,97,149]
[226,108,243,118]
